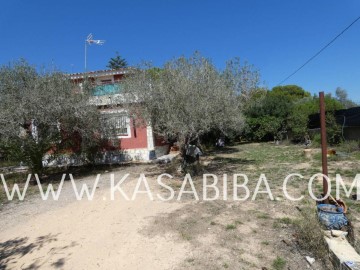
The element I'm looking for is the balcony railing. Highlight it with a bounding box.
[92,83,123,96]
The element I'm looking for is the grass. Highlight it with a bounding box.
[338,140,360,153]
[293,205,329,261]
[257,212,271,219]
[225,224,236,230]
[273,217,293,228]
[0,159,19,168]
[272,257,286,270]
[222,262,229,268]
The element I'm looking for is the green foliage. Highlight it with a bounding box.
[244,91,292,141]
[146,67,163,79]
[272,257,286,270]
[314,93,344,111]
[245,116,283,141]
[1,137,51,175]
[223,58,261,104]
[0,60,104,175]
[123,52,251,145]
[339,140,360,153]
[312,133,321,147]
[288,97,314,141]
[288,94,344,142]
[248,92,292,118]
[243,85,345,143]
[271,84,310,101]
[107,52,128,69]
[225,224,236,230]
[326,113,343,145]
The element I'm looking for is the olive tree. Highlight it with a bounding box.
[335,87,358,109]
[222,57,261,104]
[0,60,105,175]
[122,53,259,150]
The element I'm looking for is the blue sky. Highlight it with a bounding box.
[1,0,359,100]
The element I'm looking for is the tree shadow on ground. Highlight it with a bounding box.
[204,156,256,174]
[142,154,256,177]
[41,163,137,183]
[206,146,242,155]
[0,163,137,188]
[0,233,75,270]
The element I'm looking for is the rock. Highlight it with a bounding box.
[331,230,348,238]
[305,256,315,265]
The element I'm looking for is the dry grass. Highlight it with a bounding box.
[141,142,360,269]
[293,205,331,264]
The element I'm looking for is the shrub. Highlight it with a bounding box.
[312,133,321,147]
[272,257,286,270]
[339,140,359,153]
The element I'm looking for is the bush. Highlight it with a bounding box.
[312,133,321,147]
[310,113,344,147]
[339,140,359,153]
[326,113,343,145]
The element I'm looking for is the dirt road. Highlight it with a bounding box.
[0,167,189,270]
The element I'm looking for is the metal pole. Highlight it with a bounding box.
[84,40,87,72]
[319,91,329,204]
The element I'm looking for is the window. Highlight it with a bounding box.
[101,111,131,138]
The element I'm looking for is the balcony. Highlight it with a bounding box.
[92,83,122,96]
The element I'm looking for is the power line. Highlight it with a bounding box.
[278,15,360,86]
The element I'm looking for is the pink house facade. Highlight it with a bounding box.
[69,69,169,162]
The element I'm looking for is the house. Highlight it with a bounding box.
[69,69,169,162]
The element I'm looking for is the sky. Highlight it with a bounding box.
[1,0,359,100]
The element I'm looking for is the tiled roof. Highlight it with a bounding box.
[69,68,136,80]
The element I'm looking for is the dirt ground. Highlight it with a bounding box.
[1,143,360,270]
[0,165,192,270]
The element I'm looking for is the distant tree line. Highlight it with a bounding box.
[242,84,357,145]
